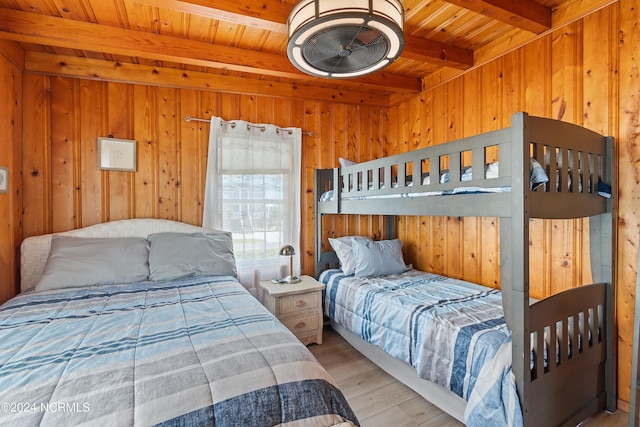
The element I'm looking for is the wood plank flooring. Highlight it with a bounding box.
[309,327,628,427]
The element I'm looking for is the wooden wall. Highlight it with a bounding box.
[390,7,619,297]
[0,41,23,303]
[20,76,388,292]
[616,0,640,408]
[5,0,639,410]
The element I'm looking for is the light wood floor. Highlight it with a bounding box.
[309,327,628,427]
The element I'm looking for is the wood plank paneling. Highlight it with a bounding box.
[178,89,205,227]
[132,85,158,219]
[156,87,180,220]
[22,73,51,238]
[20,78,382,280]
[106,82,135,222]
[617,0,639,408]
[393,7,617,299]
[0,49,22,302]
[79,79,106,227]
[51,77,79,232]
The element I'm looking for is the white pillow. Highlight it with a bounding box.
[148,232,237,281]
[36,236,150,292]
[486,161,499,179]
[339,158,357,190]
[339,157,386,188]
[351,239,409,277]
[329,236,372,275]
[339,157,357,168]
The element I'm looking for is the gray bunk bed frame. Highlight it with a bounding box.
[314,112,616,426]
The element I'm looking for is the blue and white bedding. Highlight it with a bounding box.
[320,268,522,427]
[0,276,358,427]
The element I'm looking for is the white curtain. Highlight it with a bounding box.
[203,117,302,295]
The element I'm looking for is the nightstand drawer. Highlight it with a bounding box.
[281,312,320,335]
[278,291,320,315]
[259,275,324,345]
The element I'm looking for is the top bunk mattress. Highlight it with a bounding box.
[320,158,611,203]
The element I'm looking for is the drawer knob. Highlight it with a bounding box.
[295,322,306,329]
[295,300,306,307]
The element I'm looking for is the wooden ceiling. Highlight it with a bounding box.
[0,0,615,106]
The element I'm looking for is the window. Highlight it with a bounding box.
[203,118,301,292]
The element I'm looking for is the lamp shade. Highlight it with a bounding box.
[279,245,296,256]
[286,0,405,79]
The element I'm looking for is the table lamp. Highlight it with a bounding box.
[279,244,301,283]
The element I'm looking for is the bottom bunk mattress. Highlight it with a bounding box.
[320,268,522,426]
[0,275,358,427]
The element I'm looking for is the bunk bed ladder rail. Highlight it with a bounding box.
[504,113,615,425]
[314,168,340,276]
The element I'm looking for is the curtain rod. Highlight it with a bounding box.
[183,115,313,136]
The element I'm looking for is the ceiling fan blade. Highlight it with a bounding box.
[301,26,389,73]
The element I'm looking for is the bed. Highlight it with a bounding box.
[1,218,358,427]
[313,112,615,426]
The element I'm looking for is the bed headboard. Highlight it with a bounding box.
[20,218,215,292]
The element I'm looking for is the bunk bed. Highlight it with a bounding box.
[313,112,615,426]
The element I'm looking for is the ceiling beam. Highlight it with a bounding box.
[0,9,421,92]
[130,0,288,33]
[403,35,473,70]
[132,0,473,69]
[25,51,391,106]
[443,0,551,34]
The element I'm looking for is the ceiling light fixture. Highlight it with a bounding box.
[286,0,405,79]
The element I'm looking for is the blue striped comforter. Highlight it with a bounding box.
[321,269,522,426]
[0,276,357,427]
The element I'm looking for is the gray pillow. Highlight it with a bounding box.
[352,239,409,277]
[35,236,150,292]
[329,236,373,276]
[148,232,237,281]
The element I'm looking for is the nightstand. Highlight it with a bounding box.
[260,275,324,345]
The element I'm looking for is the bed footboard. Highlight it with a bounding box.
[526,283,607,426]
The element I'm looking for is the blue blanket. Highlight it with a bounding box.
[321,269,522,426]
[0,276,357,426]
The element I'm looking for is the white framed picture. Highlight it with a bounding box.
[98,138,137,172]
[0,167,7,194]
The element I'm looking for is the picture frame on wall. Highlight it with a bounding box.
[98,137,137,172]
[0,167,7,194]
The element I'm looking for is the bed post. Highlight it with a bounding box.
[314,169,328,278]
[589,135,616,411]
[502,111,531,422]
[385,215,396,239]
[315,168,342,277]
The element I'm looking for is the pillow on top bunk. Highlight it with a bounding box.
[339,157,356,168]
[351,239,409,277]
[148,232,237,281]
[421,161,500,185]
[35,236,150,292]
[329,236,373,276]
[486,161,499,179]
[530,158,549,190]
[339,157,386,187]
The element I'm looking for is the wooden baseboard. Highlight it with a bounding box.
[617,398,629,413]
